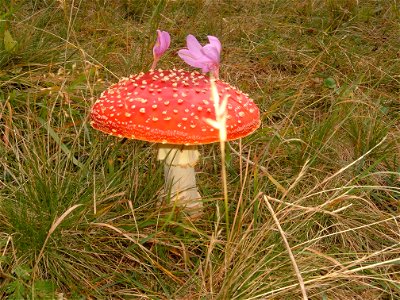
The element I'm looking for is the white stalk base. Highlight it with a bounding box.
[158,145,203,216]
[164,164,202,214]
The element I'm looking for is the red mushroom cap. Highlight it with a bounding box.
[90,69,260,145]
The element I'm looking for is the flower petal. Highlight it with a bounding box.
[186,34,204,57]
[202,44,220,63]
[178,34,222,76]
[178,49,209,69]
[160,30,171,51]
[207,35,221,53]
[153,30,171,58]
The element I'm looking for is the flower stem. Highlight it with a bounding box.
[220,139,230,236]
[209,74,229,235]
[150,58,159,71]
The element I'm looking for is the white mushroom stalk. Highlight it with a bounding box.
[157,144,202,215]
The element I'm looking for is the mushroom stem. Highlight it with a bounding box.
[157,144,202,216]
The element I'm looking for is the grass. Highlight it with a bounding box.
[0,0,399,298]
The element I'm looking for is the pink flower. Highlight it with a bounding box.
[151,30,171,70]
[178,35,221,77]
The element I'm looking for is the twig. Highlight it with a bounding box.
[263,195,308,300]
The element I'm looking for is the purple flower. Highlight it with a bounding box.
[153,30,171,59]
[151,30,171,69]
[178,35,221,77]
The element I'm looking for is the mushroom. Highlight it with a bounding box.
[90,68,260,216]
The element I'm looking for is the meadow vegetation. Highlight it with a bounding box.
[0,0,399,299]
